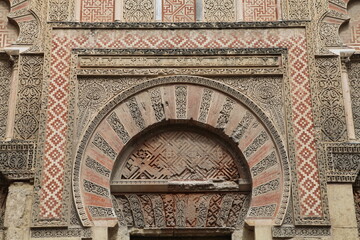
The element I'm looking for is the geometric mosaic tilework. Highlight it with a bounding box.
[243,0,278,22]
[289,35,322,216]
[162,0,196,22]
[41,27,322,223]
[80,0,114,22]
[0,1,18,48]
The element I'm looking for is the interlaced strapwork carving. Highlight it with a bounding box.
[243,0,278,22]
[120,130,240,180]
[80,0,114,22]
[162,0,196,22]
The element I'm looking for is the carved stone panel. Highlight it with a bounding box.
[0,60,11,139]
[113,193,249,229]
[0,141,35,180]
[49,0,71,21]
[15,55,43,140]
[286,0,310,20]
[203,0,235,22]
[326,143,360,183]
[315,57,346,141]
[123,0,155,22]
[349,61,360,139]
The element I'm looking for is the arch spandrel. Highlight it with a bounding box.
[73,75,290,227]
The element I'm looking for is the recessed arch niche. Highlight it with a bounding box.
[72,75,291,228]
[111,122,252,230]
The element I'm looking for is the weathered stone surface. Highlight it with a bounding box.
[4,183,33,240]
[328,184,358,240]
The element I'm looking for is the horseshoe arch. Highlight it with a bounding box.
[72,75,291,227]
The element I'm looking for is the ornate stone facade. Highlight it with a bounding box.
[0,0,359,239]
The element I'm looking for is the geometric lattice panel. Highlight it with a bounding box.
[80,0,114,22]
[243,0,278,22]
[162,0,196,22]
[120,130,240,181]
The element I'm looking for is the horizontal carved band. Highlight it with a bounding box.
[79,56,281,68]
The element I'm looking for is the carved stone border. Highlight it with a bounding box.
[52,20,309,29]
[326,142,360,183]
[272,226,331,238]
[72,75,291,226]
[74,48,286,77]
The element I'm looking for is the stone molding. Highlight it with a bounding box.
[51,20,309,29]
